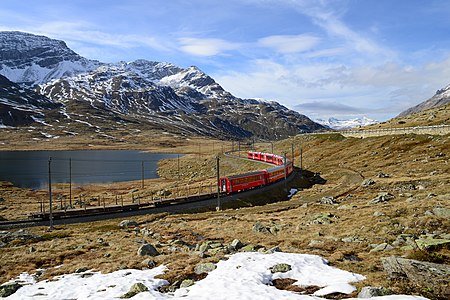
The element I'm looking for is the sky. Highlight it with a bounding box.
[1,0,450,121]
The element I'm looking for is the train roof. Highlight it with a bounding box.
[221,170,266,180]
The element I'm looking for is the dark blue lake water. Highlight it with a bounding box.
[0,150,178,189]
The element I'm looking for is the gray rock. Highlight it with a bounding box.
[358,286,391,298]
[0,282,22,297]
[141,259,157,269]
[382,256,450,288]
[180,279,194,288]
[240,244,257,252]
[369,243,394,253]
[120,282,148,298]
[320,196,337,205]
[373,211,385,217]
[230,239,244,251]
[361,178,375,187]
[194,263,216,274]
[75,267,89,273]
[119,220,138,229]
[369,192,394,204]
[377,172,390,178]
[311,213,337,225]
[308,240,324,248]
[265,246,282,254]
[337,204,356,210]
[415,238,450,251]
[432,207,450,218]
[137,244,160,257]
[270,263,291,273]
[253,221,270,234]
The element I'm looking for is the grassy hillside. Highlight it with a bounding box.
[0,131,449,298]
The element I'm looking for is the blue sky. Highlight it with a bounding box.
[1,0,450,121]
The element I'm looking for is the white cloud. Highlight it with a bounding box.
[258,34,320,54]
[178,37,241,56]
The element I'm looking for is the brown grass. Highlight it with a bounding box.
[0,127,449,299]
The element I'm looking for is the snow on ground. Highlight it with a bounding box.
[4,252,427,300]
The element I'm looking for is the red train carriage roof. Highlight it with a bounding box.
[222,170,266,180]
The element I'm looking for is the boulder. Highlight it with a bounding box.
[229,239,244,251]
[253,221,270,234]
[137,244,160,257]
[120,282,148,298]
[370,243,394,253]
[194,262,216,274]
[320,196,337,205]
[119,220,138,229]
[180,279,195,288]
[0,282,22,297]
[141,258,157,269]
[382,256,450,289]
[361,179,375,187]
[369,192,394,204]
[432,207,450,218]
[415,238,450,251]
[358,286,391,298]
[270,263,291,273]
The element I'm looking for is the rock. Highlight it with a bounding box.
[194,262,216,274]
[415,238,450,251]
[141,259,157,269]
[137,244,160,257]
[119,220,138,229]
[0,282,22,297]
[311,213,337,225]
[120,282,148,298]
[341,236,362,243]
[270,263,291,273]
[75,267,89,273]
[377,172,390,178]
[361,179,375,187]
[370,243,394,253]
[265,246,282,254]
[369,192,394,204]
[308,240,324,248]
[241,244,257,252]
[229,239,244,251]
[337,204,356,210]
[253,221,270,234]
[382,256,450,290]
[373,211,385,217]
[269,224,282,235]
[358,286,391,298]
[320,196,337,205]
[180,279,195,288]
[432,207,450,218]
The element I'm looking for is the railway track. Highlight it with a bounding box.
[0,152,299,229]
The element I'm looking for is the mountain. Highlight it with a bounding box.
[314,117,378,130]
[0,75,61,127]
[0,31,100,85]
[0,31,325,140]
[398,83,450,117]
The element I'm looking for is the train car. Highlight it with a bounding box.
[220,170,266,194]
[247,151,262,160]
[265,165,286,184]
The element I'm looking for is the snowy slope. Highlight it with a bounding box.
[314,117,378,130]
[0,31,100,85]
[398,83,450,117]
[3,252,427,300]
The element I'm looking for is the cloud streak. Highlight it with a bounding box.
[178,37,241,56]
[258,34,320,54]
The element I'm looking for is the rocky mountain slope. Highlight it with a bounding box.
[0,75,61,127]
[398,83,450,117]
[0,31,324,140]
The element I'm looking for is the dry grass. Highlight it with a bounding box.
[0,129,449,298]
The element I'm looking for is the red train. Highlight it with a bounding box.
[220,151,294,194]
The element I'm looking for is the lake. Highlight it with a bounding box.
[0,150,178,189]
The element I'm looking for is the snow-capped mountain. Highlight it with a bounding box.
[314,117,378,130]
[398,83,450,117]
[0,31,100,85]
[0,31,325,139]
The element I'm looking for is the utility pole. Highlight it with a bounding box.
[141,161,144,189]
[177,154,180,179]
[291,143,294,166]
[69,158,72,207]
[216,156,220,211]
[198,143,201,160]
[300,146,303,176]
[48,157,54,231]
[238,141,241,157]
[271,142,274,154]
[283,152,287,192]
